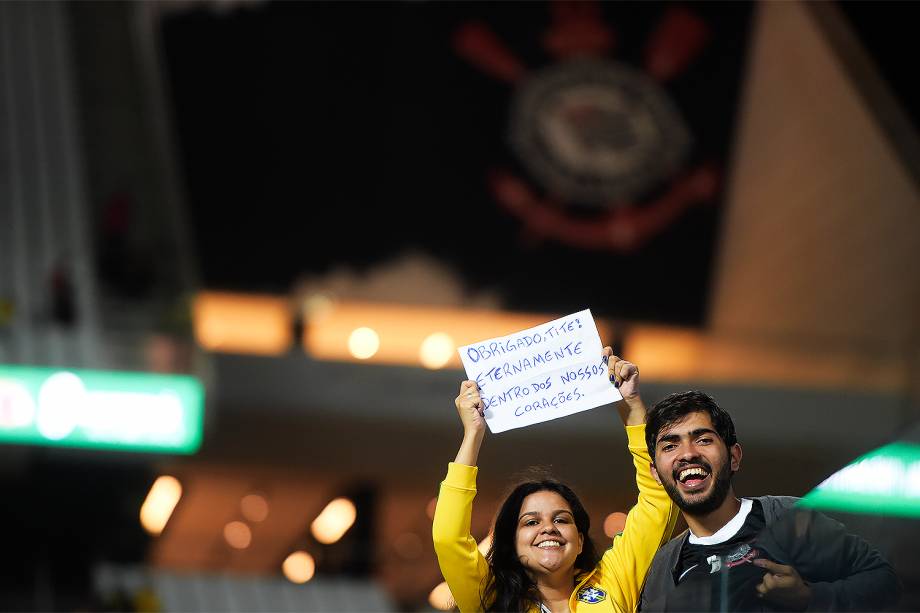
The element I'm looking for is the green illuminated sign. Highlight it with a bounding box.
[0,365,204,454]
[799,442,920,518]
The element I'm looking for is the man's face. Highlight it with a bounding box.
[651,411,741,515]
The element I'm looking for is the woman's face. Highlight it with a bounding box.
[514,490,584,576]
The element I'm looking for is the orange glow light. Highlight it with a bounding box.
[347,327,380,359]
[140,475,182,536]
[622,325,704,381]
[310,497,357,544]
[305,301,612,368]
[419,332,455,369]
[193,291,292,355]
[282,551,316,584]
[241,494,269,523]
[223,520,252,549]
[603,512,628,538]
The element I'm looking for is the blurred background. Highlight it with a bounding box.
[1,0,918,610]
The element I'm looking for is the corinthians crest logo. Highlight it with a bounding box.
[454,2,722,252]
[509,60,691,206]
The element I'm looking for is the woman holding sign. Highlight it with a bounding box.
[432,351,678,612]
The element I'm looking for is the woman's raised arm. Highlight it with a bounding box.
[432,380,492,612]
[453,380,487,466]
[604,346,647,427]
[598,350,680,613]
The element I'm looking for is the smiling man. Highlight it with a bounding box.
[638,391,900,612]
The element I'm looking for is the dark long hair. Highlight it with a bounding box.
[481,475,600,612]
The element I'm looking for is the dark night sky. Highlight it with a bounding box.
[161,1,753,325]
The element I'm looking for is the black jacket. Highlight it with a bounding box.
[639,496,900,612]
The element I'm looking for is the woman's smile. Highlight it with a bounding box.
[516,491,584,574]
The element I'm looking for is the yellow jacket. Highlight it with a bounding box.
[432,424,678,612]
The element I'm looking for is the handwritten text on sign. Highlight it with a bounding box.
[458,309,621,433]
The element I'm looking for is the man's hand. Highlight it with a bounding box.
[754,559,812,611]
[603,347,645,426]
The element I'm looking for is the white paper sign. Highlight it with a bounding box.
[458,309,621,433]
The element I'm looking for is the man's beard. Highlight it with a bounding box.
[662,457,733,516]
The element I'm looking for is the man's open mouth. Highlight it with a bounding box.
[676,466,711,490]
